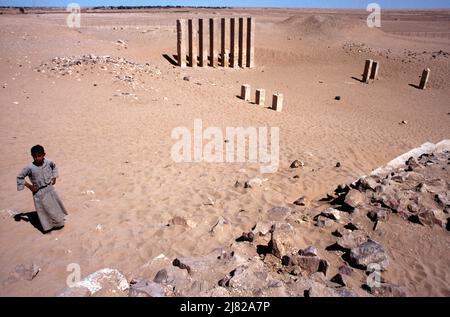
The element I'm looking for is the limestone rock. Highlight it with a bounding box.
[129,279,165,297]
[344,189,366,208]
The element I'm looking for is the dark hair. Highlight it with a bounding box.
[31,145,45,156]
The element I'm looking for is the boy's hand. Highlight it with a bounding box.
[30,184,39,194]
[52,178,56,185]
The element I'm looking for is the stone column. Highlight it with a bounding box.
[241,84,250,101]
[209,18,218,67]
[230,18,238,68]
[370,61,379,80]
[238,17,244,68]
[246,17,255,68]
[419,68,430,90]
[221,18,229,67]
[256,89,265,106]
[198,18,208,67]
[177,19,186,68]
[188,19,197,67]
[272,93,283,112]
[362,59,373,83]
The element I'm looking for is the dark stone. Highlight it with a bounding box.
[293,196,306,206]
[318,260,329,276]
[153,269,167,283]
[236,231,255,242]
[183,76,190,81]
[367,210,389,222]
[334,96,341,101]
[336,162,341,167]
[290,160,304,168]
[330,273,346,287]
[344,222,359,231]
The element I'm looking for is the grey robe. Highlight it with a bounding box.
[17,158,68,232]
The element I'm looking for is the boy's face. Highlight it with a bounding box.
[32,152,45,164]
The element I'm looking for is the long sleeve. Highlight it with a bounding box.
[17,166,31,191]
[49,160,59,178]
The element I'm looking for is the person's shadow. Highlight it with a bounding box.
[14,211,48,234]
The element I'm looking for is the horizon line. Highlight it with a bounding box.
[2,5,450,10]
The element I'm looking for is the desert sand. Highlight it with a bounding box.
[0,8,449,296]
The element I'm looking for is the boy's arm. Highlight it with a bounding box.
[17,166,31,191]
[48,160,58,185]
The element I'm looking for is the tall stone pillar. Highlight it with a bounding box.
[221,18,229,67]
[246,17,255,68]
[188,19,197,67]
[209,18,218,67]
[238,17,244,68]
[177,19,186,68]
[230,18,238,68]
[198,18,208,67]
[362,59,373,83]
[419,68,430,90]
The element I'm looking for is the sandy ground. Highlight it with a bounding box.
[0,8,449,296]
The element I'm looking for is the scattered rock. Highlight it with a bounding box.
[338,265,354,276]
[128,279,165,297]
[367,209,389,222]
[293,196,307,206]
[183,76,191,81]
[336,230,367,250]
[334,96,341,101]
[209,216,230,234]
[236,231,255,242]
[335,162,341,168]
[366,282,407,297]
[267,207,291,221]
[271,223,295,258]
[290,160,304,168]
[401,120,407,125]
[168,216,187,226]
[244,177,264,188]
[153,269,168,284]
[344,189,366,208]
[320,208,341,221]
[349,239,389,271]
[299,246,318,257]
[330,273,346,287]
[315,216,335,228]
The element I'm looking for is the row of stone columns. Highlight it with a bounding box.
[362,59,431,89]
[177,17,255,68]
[241,85,283,112]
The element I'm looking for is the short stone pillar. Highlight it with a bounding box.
[188,19,197,67]
[246,17,255,68]
[198,18,208,67]
[241,84,251,101]
[370,60,379,80]
[272,93,283,112]
[419,68,430,90]
[255,89,265,106]
[362,59,373,83]
[176,19,187,68]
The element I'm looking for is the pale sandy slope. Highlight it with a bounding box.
[0,9,449,296]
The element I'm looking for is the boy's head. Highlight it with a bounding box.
[31,145,45,164]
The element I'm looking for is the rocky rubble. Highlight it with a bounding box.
[35,54,162,90]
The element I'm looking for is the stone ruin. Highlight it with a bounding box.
[177,17,255,68]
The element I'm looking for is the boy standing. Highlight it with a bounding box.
[17,145,68,233]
